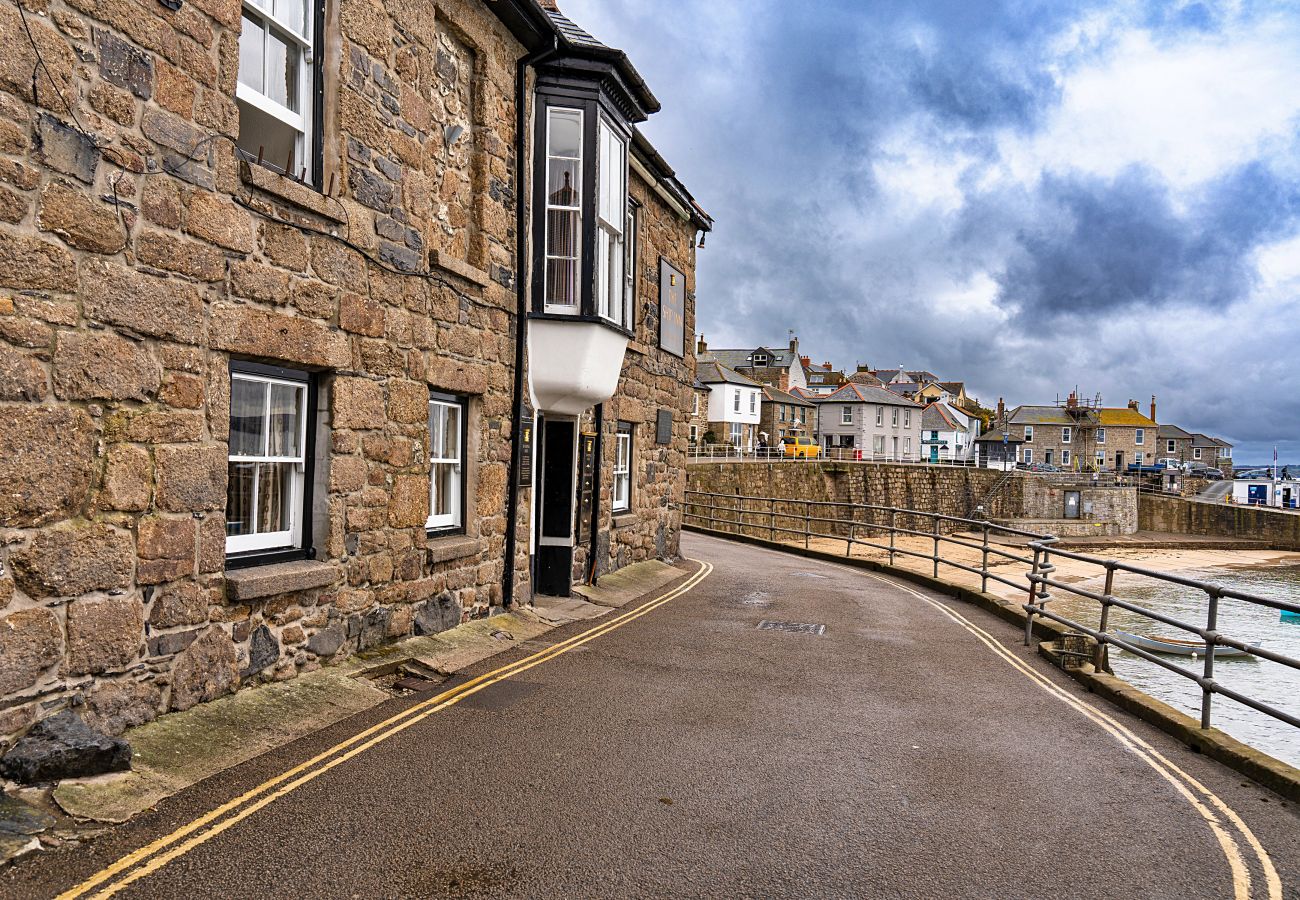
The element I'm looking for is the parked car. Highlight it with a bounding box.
[782,436,820,459]
[1203,468,1225,480]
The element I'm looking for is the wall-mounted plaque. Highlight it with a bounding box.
[656,409,672,445]
[659,258,685,357]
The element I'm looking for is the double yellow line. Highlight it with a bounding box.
[59,561,714,900]
[850,566,1282,900]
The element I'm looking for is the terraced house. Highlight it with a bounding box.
[997,395,1157,471]
[0,0,710,742]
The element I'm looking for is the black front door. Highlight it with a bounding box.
[537,417,576,596]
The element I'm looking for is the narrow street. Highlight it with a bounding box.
[4,532,1298,899]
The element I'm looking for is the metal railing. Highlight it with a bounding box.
[684,489,1300,738]
[687,444,984,466]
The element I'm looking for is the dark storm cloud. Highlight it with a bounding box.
[993,159,1300,319]
[560,0,1300,460]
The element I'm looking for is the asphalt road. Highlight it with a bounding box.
[5,532,1298,899]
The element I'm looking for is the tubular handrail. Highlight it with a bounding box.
[683,488,1300,739]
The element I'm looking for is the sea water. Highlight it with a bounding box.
[1063,564,1300,768]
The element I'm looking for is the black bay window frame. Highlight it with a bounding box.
[529,83,637,338]
[225,359,319,571]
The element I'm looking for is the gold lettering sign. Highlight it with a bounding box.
[659,258,685,358]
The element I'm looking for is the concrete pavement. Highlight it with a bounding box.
[2,532,1297,899]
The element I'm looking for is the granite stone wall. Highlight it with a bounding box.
[1139,495,1300,550]
[0,0,536,742]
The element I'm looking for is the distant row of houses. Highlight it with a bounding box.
[689,336,1234,471]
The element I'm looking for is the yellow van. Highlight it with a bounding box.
[783,436,820,458]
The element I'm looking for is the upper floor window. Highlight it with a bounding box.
[544,107,583,311]
[1135,428,1145,445]
[236,0,319,183]
[891,408,899,426]
[1062,426,1072,444]
[1167,439,1175,453]
[1194,447,1202,460]
[733,389,741,413]
[875,406,883,426]
[753,352,769,366]
[1024,425,1034,442]
[692,392,699,416]
[904,409,911,428]
[596,119,628,327]
[842,406,853,424]
[624,202,638,330]
[1096,427,1105,444]
[427,394,465,532]
[227,364,311,558]
[749,392,756,414]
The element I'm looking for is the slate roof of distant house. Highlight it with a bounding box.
[847,370,884,386]
[691,377,710,391]
[1097,407,1157,427]
[823,382,922,407]
[709,346,799,370]
[762,385,814,407]
[1007,405,1077,426]
[789,386,820,401]
[873,369,939,384]
[1211,436,1234,448]
[976,426,1021,443]
[696,360,763,387]
[922,403,962,431]
[887,382,921,396]
[938,381,965,395]
[1189,433,1234,449]
[1159,424,1195,439]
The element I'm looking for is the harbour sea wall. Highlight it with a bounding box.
[685,462,1138,535]
[1140,495,1300,550]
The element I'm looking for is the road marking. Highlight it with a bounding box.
[845,565,1281,900]
[58,561,714,900]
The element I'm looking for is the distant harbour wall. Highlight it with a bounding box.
[1139,495,1300,550]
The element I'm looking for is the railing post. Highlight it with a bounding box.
[932,514,940,578]
[980,522,990,593]
[888,509,896,566]
[804,500,810,549]
[769,497,775,543]
[1095,562,1115,673]
[1202,589,1219,729]
[1025,544,1043,646]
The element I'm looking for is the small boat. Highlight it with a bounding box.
[1113,630,1260,658]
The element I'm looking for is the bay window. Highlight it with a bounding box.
[236,0,319,181]
[227,363,311,558]
[544,107,583,311]
[613,421,632,512]
[427,393,465,532]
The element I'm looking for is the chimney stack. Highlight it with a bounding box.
[800,355,811,368]
[1150,395,1157,423]
[996,397,1005,422]
[1066,391,1078,410]
[1127,399,1139,411]
[789,334,799,352]
[696,334,707,355]
[823,361,832,369]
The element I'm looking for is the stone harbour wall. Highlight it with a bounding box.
[1139,495,1300,550]
[0,0,536,742]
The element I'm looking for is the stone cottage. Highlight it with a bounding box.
[0,0,710,743]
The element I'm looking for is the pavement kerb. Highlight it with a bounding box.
[43,560,689,830]
[685,524,1300,802]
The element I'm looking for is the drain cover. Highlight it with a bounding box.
[757,620,826,636]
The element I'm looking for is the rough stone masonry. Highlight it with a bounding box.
[0,0,704,748]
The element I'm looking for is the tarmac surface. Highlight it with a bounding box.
[4,531,1299,899]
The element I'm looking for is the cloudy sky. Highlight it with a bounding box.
[562,0,1300,462]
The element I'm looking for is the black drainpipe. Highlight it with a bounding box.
[502,36,559,610]
[586,403,604,585]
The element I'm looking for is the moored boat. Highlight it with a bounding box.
[1112,630,1260,658]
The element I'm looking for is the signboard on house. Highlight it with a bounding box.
[659,258,685,357]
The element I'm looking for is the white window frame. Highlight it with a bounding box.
[1167,439,1175,453]
[1194,447,1202,460]
[904,437,911,456]
[1136,451,1145,464]
[729,422,742,447]
[1023,448,1033,464]
[733,389,741,413]
[1062,426,1071,444]
[544,107,583,313]
[624,202,637,332]
[689,424,698,444]
[1096,427,1105,444]
[753,352,769,366]
[875,406,883,426]
[596,117,628,328]
[426,396,464,532]
[873,435,885,455]
[891,408,899,426]
[612,422,632,512]
[692,393,699,416]
[1096,450,1106,467]
[226,370,308,555]
[236,0,316,180]
[1135,428,1145,445]
[904,410,911,428]
[842,406,853,425]
[749,391,756,414]
[1024,425,1033,443]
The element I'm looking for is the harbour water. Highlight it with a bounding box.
[1057,562,1300,768]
